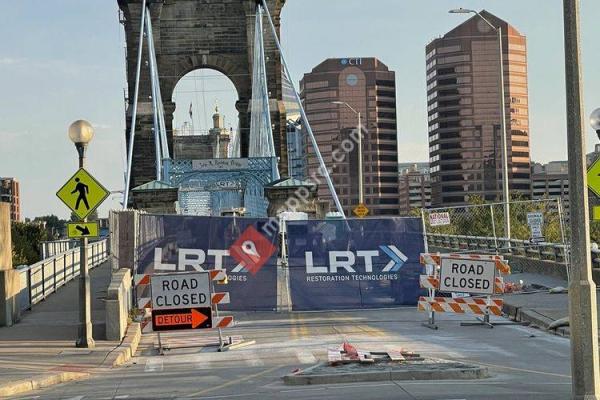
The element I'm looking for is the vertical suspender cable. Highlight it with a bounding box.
[145,9,162,181]
[257,4,279,178]
[260,1,345,217]
[145,13,170,160]
[123,0,147,209]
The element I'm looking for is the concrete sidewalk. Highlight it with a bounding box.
[0,262,138,397]
[502,272,599,336]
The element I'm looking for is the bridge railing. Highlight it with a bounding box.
[16,239,109,312]
[39,239,79,259]
[426,233,566,260]
[427,233,600,270]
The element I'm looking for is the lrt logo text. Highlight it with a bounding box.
[305,245,407,274]
[153,226,276,277]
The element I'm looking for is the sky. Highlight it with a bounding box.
[1,0,599,220]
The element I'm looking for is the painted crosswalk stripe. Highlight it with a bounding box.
[195,359,213,370]
[144,358,163,372]
[243,351,265,367]
[296,350,317,364]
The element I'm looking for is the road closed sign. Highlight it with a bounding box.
[151,272,212,331]
[439,256,496,295]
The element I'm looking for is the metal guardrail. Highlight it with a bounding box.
[426,233,575,264]
[16,239,109,312]
[39,239,79,259]
[427,233,600,270]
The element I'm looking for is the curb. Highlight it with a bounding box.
[503,302,569,337]
[283,363,489,385]
[103,322,142,368]
[0,322,142,398]
[0,371,90,398]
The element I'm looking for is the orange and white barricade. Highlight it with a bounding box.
[418,297,503,316]
[134,270,235,336]
[418,252,511,328]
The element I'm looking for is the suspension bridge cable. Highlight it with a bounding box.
[123,0,147,209]
[259,0,346,218]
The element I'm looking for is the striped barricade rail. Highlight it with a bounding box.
[211,292,230,305]
[214,316,234,329]
[417,296,503,316]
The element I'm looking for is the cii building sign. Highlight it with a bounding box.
[286,218,424,310]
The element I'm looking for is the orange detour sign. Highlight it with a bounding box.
[150,272,213,332]
[152,308,212,331]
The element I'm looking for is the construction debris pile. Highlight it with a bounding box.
[327,341,422,366]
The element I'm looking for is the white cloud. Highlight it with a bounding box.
[0,57,25,66]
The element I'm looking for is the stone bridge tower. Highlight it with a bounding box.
[118,0,288,190]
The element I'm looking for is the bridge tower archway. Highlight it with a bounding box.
[118,0,288,189]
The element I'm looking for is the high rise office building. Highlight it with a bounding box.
[426,10,531,206]
[0,178,21,222]
[398,164,432,216]
[300,58,400,216]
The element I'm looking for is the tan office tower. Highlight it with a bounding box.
[300,58,399,216]
[425,10,531,206]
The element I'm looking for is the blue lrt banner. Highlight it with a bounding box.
[136,214,279,311]
[286,218,424,311]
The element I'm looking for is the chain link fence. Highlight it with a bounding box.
[422,199,570,281]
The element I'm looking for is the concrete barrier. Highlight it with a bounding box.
[105,268,132,341]
[0,204,20,326]
[109,210,139,272]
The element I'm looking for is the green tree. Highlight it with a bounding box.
[33,215,68,239]
[11,222,51,266]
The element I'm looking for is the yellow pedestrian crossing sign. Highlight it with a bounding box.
[67,222,100,239]
[56,168,109,220]
[353,203,369,218]
[588,158,600,198]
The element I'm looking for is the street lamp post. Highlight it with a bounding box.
[68,120,95,349]
[449,8,511,241]
[332,101,364,205]
[563,1,600,397]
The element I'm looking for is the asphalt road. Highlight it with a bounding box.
[14,308,572,400]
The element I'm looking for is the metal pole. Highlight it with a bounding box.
[260,0,346,218]
[490,204,499,253]
[357,112,364,205]
[563,1,600,398]
[76,145,94,348]
[557,197,570,282]
[123,0,147,209]
[497,26,511,241]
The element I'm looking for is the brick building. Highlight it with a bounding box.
[0,178,20,222]
[300,58,400,216]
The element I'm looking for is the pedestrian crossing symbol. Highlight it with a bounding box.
[56,168,110,220]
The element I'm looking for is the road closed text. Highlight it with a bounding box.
[151,272,211,311]
[154,292,207,308]
[439,258,496,295]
